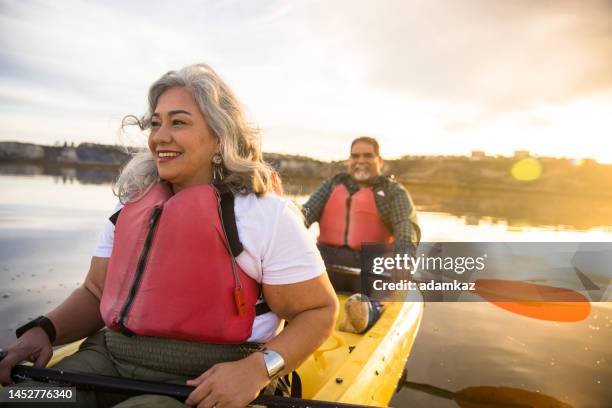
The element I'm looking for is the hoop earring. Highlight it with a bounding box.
[212,153,224,184]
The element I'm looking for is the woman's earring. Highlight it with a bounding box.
[212,153,224,184]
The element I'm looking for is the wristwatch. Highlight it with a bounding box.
[261,348,285,380]
[16,315,56,344]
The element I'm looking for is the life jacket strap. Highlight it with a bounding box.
[216,185,244,257]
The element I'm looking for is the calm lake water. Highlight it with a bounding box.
[0,171,610,407]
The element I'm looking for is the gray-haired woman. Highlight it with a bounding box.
[0,64,338,408]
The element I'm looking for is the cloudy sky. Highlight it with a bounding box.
[1,0,611,162]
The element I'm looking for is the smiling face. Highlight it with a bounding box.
[148,87,219,193]
[348,141,383,184]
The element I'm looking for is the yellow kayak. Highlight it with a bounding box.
[297,293,423,406]
[48,294,423,407]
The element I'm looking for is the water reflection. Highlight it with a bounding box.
[0,163,118,185]
[409,185,612,231]
[3,167,611,231]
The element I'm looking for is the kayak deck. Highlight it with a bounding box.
[297,294,423,406]
[48,294,423,407]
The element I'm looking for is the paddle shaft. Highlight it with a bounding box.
[11,365,378,408]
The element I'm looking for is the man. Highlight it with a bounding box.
[302,136,420,289]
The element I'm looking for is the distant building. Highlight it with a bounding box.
[514,150,530,159]
[471,150,486,160]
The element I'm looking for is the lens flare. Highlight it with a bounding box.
[511,158,542,181]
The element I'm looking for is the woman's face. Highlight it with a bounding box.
[148,87,219,192]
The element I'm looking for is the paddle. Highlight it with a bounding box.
[474,279,591,322]
[332,263,592,323]
[399,379,572,408]
[10,364,379,408]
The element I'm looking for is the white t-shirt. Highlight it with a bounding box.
[94,193,325,342]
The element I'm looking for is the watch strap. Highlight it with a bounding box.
[16,316,56,344]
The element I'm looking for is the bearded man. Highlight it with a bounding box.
[302,136,420,290]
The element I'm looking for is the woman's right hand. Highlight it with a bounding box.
[0,327,52,385]
[0,257,108,386]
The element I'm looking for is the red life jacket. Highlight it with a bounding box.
[100,183,260,344]
[318,184,393,250]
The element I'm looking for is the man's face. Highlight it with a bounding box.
[348,141,383,182]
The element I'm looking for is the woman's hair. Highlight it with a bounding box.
[115,63,281,202]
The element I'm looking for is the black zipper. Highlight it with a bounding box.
[116,206,163,332]
[343,195,352,246]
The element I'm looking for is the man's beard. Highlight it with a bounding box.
[352,164,371,181]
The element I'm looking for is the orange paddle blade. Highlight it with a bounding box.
[475,279,591,322]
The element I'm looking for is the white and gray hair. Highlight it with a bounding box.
[115,63,280,202]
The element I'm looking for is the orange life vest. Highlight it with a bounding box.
[318,184,393,250]
[100,183,260,344]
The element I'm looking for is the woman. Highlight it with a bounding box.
[0,64,338,408]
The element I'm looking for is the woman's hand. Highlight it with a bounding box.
[185,352,270,408]
[0,327,52,385]
[0,257,108,385]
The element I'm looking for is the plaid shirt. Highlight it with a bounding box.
[302,173,420,254]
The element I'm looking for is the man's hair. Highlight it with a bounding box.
[350,136,380,157]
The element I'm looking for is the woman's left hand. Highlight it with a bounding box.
[185,352,270,408]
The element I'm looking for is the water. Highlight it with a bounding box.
[0,174,117,339]
[1,171,610,407]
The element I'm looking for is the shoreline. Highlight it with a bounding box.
[2,141,612,200]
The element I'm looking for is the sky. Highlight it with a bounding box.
[1,0,611,162]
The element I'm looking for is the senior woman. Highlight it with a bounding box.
[0,64,338,408]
